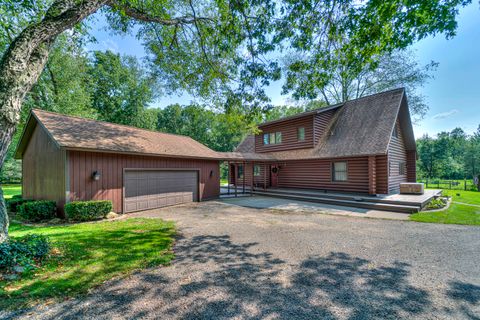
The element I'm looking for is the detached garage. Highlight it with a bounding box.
[15,109,221,215]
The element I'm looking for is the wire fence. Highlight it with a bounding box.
[417,178,478,191]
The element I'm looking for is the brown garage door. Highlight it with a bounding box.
[124,170,198,213]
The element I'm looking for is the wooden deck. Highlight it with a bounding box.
[247,188,442,213]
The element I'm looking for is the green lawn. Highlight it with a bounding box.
[0,218,175,310]
[410,190,480,225]
[1,184,22,199]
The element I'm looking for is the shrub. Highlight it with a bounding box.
[18,200,56,222]
[5,197,32,214]
[65,200,113,222]
[426,198,448,210]
[0,234,50,272]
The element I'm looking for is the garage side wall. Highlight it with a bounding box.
[67,151,220,213]
[22,124,66,215]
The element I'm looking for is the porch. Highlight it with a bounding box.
[220,185,441,213]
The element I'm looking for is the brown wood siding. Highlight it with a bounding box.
[313,109,337,144]
[387,120,408,193]
[375,155,389,194]
[255,115,314,153]
[407,150,417,182]
[68,151,220,213]
[229,162,271,188]
[22,124,66,215]
[274,157,370,193]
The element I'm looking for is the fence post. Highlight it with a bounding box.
[438,180,440,189]
[449,181,451,190]
[465,179,467,191]
[426,178,428,189]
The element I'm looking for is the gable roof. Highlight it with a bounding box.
[233,88,414,160]
[15,109,220,160]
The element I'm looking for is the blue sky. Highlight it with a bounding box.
[86,4,480,138]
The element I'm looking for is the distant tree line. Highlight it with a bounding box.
[417,127,480,180]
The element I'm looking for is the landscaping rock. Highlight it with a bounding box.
[106,212,119,219]
[3,273,19,281]
[48,218,63,224]
[13,265,25,274]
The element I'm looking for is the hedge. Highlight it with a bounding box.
[18,201,57,222]
[6,197,32,214]
[65,200,113,222]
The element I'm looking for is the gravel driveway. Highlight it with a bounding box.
[4,200,480,320]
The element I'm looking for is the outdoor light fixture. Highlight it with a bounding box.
[92,171,101,181]
[210,170,214,177]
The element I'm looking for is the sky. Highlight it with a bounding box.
[85,4,480,138]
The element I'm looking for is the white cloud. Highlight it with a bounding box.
[432,109,459,120]
[100,39,119,53]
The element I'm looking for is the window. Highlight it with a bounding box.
[270,133,276,144]
[254,165,261,176]
[399,162,406,175]
[237,165,244,179]
[263,133,269,145]
[263,132,282,145]
[392,126,398,138]
[275,132,282,144]
[332,162,347,181]
[298,127,305,141]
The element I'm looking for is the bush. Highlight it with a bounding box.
[5,197,32,214]
[426,198,448,210]
[0,234,50,272]
[18,201,56,222]
[65,200,113,222]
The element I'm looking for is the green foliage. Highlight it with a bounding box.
[89,50,157,129]
[17,201,56,222]
[65,200,113,222]
[426,198,447,210]
[0,234,50,272]
[6,198,32,214]
[417,126,480,180]
[1,219,175,310]
[1,184,22,200]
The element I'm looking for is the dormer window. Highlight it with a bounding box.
[298,127,305,141]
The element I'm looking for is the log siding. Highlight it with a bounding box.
[387,120,408,193]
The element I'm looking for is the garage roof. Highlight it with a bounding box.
[15,109,221,160]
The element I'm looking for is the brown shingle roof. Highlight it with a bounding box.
[16,109,221,160]
[232,88,411,160]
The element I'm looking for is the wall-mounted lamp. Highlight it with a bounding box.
[210,170,214,178]
[92,171,101,181]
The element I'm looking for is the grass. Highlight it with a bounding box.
[410,190,480,226]
[1,184,22,199]
[0,218,176,310]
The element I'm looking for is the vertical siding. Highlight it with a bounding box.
[313,109,337,144]
[387,120,408,193]
[407,150,417,182]
[375,155,389,194]
[22,124,66,215]
[255,115,315,152]
[68,151,220,213]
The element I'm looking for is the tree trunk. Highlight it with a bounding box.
[0,0,108,242]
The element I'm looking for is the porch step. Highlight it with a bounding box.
[256,188,428,207]
[252,191,420,213]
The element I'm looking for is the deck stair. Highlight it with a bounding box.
[251,188,435,213]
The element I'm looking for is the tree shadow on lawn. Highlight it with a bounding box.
[0,220,175,311]
[5,234,480,319]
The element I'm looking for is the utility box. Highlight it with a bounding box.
[400,183,424,195]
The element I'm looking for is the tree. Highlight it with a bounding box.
[89,50,157,128]
[0,0,470,241]
[283,48,437,121]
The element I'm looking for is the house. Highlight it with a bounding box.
[15,88,417,215]
[224,88,416,195]
[15,110,222,215]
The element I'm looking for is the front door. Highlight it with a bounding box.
[270,165,279,187]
